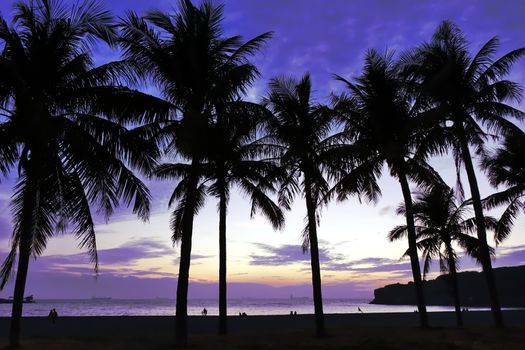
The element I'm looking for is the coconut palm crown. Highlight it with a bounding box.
[332,49,449,328]
[119,0,271,344]
[483,128,525,244]
[403,20,525,327]
[389,185,499,326]
[263,73,345,337]
[0,0,169,347]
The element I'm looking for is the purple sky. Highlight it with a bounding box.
[1,0,525,299]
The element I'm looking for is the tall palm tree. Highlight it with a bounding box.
[483,128,525,243]
[333,50,445,328]
[157,103,284,335]
[389,185,498,327]
[263,74,340,337]
[119,0,271,345]
[405,21,525,327]
[209,104,285,335]
[0,0,169,347]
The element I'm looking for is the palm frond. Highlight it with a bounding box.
[388,225,409,241]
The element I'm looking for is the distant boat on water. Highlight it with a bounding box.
[91,296,112,301]
[0,295,35,304]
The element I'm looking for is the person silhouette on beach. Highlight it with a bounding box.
[48,308,58,323]
[201,308,207,316]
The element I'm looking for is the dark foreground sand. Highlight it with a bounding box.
[1,311,524,349]
[1,327,524,350]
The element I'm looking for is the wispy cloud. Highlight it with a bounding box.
[25,238,181,278]
[248,242,412,277]
[248,243,332,266]
[494,245,525,267]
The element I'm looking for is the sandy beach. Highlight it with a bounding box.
[0,310,524,337]
[0,311,524,349]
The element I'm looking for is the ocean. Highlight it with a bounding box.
[0,298,509,317]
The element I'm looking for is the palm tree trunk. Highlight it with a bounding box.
[446,248,463,327]
[457,125,503,327]
[175,159,200,347]
[397,167,429,328]
[10,173,38,348]
[304,176,325,337]
[218,176,228,335]
[10,242,30,348]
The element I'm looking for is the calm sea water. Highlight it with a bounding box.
[0,298,511,317]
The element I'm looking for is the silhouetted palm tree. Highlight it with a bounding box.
[333,50,445,328]
[263,74,341,337]
[157,103,284,335]
[405,21,525,327]
[0,0,168,347]
[483,129,525,244]
[119,0,271,344]
[389,185,498,327]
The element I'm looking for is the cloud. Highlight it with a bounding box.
[1,0,525,300]
[23,238,181,277]
[248,242,413,277]
[494,245,525,267]
[221,0,525,106]
[323,257,412,275]
[248,243,332,266]
[173,254,212,265]
[0,216,12,241]
[0,238,215,287]
[0,270,371,299]
[420,244,525,275]
[35,264,175,279]
[97,240,174,264]
[378,206,394,216]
